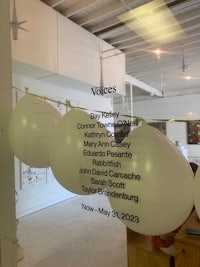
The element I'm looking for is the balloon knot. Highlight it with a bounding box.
[66,100,72,108]
[25,87,29,94]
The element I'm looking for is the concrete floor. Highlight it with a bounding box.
[17,194,127,267]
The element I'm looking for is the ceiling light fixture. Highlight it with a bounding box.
[154,48,161,59]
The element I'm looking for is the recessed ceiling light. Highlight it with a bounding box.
[153,48,161,59]
[155,48,161,54]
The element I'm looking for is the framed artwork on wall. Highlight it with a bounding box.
[187,121,200,144]
[20,163,47,189]
[20,163,56,189]
[148,122,166,135]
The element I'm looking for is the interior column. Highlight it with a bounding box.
[0,0,17,266]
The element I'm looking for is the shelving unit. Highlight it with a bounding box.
[127,228,173,267]
[175,210,200,267]
[127,210,200,267]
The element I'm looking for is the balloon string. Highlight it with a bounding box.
[12,85,199,123]
[12,85,145,123]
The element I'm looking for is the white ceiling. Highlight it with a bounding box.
[40,0,200,100]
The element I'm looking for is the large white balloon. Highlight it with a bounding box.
[193,167,200,220]
[108,122,194,235]
[50,108,113,195]
[8,94,61,167]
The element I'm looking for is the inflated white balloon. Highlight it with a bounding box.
[50,108,113,195]
[8,94,61,167]
[108,122,194,235]
[193,167,200,220]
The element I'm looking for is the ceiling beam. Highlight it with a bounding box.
[41,0,65,8]
[75,1,127,26]
[126,48,200,80]
[125,74,163,97]
[95,1,200,39]
[128,53,200,72]
[110,8,200,48]
[89,17,121,34]
[125,29,200,57]
[87,0,139,33]
[97,0,200,42]
[126,45,200,78]
[110,31,137,45]
[117,20,200,50]
[97,24,128,39]
[61,0,97,17]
